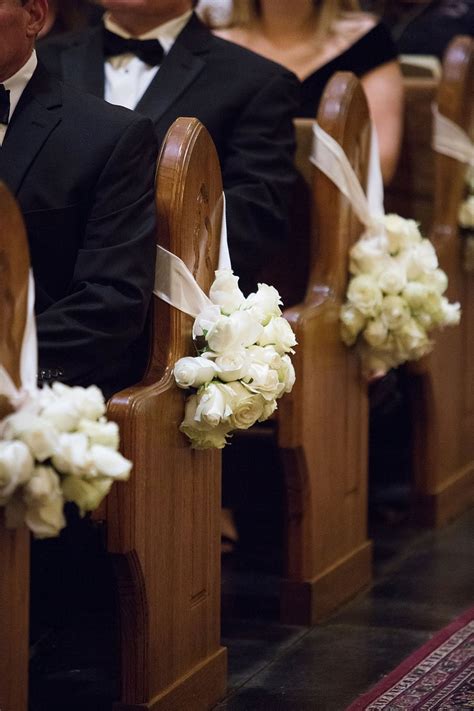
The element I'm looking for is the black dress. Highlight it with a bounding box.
[299,23,398,117]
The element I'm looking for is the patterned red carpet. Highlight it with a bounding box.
[347,606,474,710]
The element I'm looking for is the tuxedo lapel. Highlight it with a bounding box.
[61,27,104,98]
[135,14,209,123]
[0,64,62,196]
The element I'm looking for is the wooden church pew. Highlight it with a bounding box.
[106,118,227,710]
[255,72,373,625]
[408,36,474,525]
[385,74,438,234]
[0,117,227,710]
[280,73,373,624]
[0,181,31,711]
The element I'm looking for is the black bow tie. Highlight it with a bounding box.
[103,28,164,66]
[0,84,10,125]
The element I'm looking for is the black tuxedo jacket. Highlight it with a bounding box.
[0,63,158,395]
[39,14,300,292]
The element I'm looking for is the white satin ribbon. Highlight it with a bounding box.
[432,105,474,166]
[0,271,39,413]
[153,192,230,317]
[309,122,385,234]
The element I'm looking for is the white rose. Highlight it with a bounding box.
[50,382,106,421]
[229,310,264,347]
[278,355,296,394]
[179,397,232,448]
[260,399,278,421]
[39,398,81,433]
[433,297,461,327]
[223,382,266,429]
[205,316,236,353]
[184,425,231,449]
[214,349,249,382]
[195,382,233,426]
[458,195,474,228]
[174,356,217,388]
[363,318,389,347]
[257,316,297,354]
[192,304,222,339]
[418,268,448,295]
[383,214,421,254]
[377,264,407,295]
[206,311,263,354]
[246,345,282,370]
[243,283,282,324]
[62,476,113,515]
[415,310,435,330]
[421,288,443,316]
[23,466,65,539]
[381,295,411,331]
[399,239,438,280]
[242,362,281,401]
[78,418,120,449]
[347,275,383,318]
[209,269,245,314]
[1,412,58,462]
[52,432,94,477]
[340,304,366,346]
[403,282,431,311]
[349,236,391,276]
[89,445,132,481]
[395,318,432,360]
[0,441,34,503]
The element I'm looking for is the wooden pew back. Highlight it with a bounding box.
[411,36,474,525]
[0,182,31,711]
[278,73,372,624]
[106,118,226,710]
[385,76,438,234]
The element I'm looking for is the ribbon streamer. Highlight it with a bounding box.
[432,105,474,166]
[309,122,385,233]
[153,192,231,317]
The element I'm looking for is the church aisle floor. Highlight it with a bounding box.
[215,508,474,711]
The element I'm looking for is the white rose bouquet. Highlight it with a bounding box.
[0,382,132,538]
[341,214,461,376]
[173,269,297,449]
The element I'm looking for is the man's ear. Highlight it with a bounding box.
[25,0,49,39]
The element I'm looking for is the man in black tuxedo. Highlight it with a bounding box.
[0,0,158,396]
[39,0,299,293]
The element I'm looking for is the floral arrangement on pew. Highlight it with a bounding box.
[173,269,296,449]
[340,214,461,375]
[0,382,131,539]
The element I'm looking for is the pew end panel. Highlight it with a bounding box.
[0,182,32,711]
[408,36,474,526]
[106,119,226,710]
[278,75,373,625]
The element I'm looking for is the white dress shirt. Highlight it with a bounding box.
[103,11,193,110]
[0,51,38,146]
